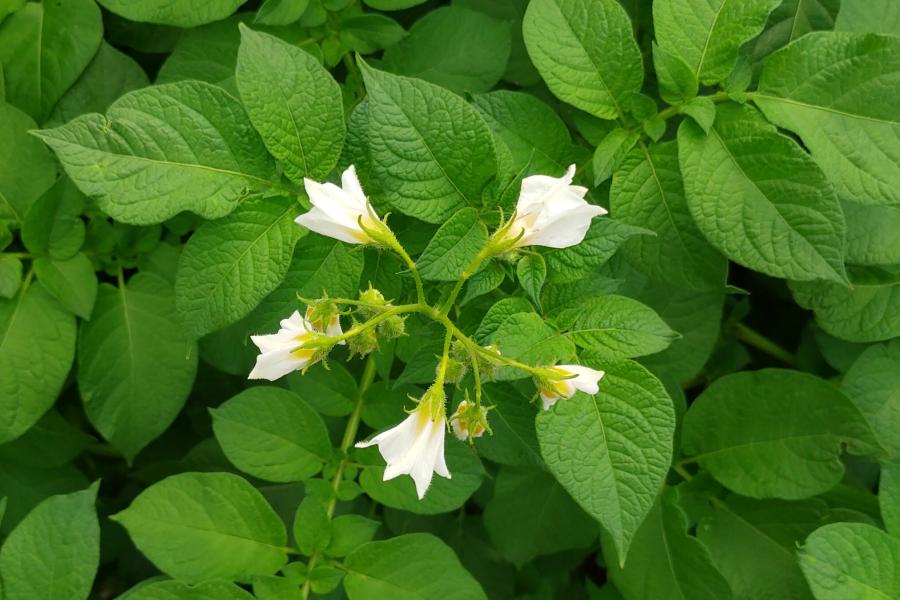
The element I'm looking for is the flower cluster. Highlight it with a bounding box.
[248,164,607,499]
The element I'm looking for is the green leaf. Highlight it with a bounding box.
[46,41,150,127]
[536,358,676,558]
[382,6,511,94]
[0,484,99,600]
[881,460,900,537]
[0,461,88,536]
[545,219,651,284]
[755,32,900,207]
[96,0,245,27]
[472,90,578,175]
[340,14,407,54]
[118,580,255,600]
[156,16,246,94]
[841,340,900,457]
[0,0,102,122]
[293,496,331,555]
[461,262,505,305]
[652,43,698,105]
[0,255,21,299]
[678,102,847,284]
[0,283,76,444]
[751,0,839,62]
[357,440,484,514]
[21,177,86,260]
[33,254,96,319]
[654,0,780,84]
[326,515,381,557]
[236,26,344,184]
[835,0,900,35]
[211,387,331,482]
[246,236,364,342]
[287,361,359,417]
[78,273,197,461]
[417,208,488,282]
[790,267,900,343]
[592,129,639,186]
[344,533,486,599]
[564,295,679,358]
[475,384,543,467]
[611,142,726,290]
[358,60,496,224]
[523,0,642,119]
[799,523,900,599]
[487,312,576,380]
[175,197,302,338]
[255,0,309,26]
[605,489,733,598]
[843,201,900,266]
[34,81,276,225]
[516,254,546,307]
[484,466,599,566]
[362,0,427,10]
[0,102,56,227]
[682,369,878,499]
[112,472,288,583]
[0,410,93,469]
[698,496,833,600]
[681,96,717,133]
[474,297,535,345]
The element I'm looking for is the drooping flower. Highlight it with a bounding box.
[494,164,607,250]
[450,400,490,442]
[355,385,450,499]
[296,165,382,244]
[538,364,605,410]
[248,311,330,380]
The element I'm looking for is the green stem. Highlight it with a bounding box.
[391,244,426,306]
[439,246,492,316]
[302,355,377,599]
[673,463,694,482]
[733,322,795,365]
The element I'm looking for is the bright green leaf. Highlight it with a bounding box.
[344,533,486,599]
[34,81,276,225]
[112,472,288,583]
[33,254,97,319]
[679,102,847,284]
[0,283,76,444]
[417,208,488,282]
[0,484,99,600]
[236,26,344,184]
[97,0,245,27]
[523,0,643,119]
[78,273,197,461]
[682,369,879,499]
[0,102,56,227]
[175,197,302,338]
[536,357,676,558]
[359,59,496,224]
[211,387,331,482]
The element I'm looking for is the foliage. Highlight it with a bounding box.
[0,0,898,598]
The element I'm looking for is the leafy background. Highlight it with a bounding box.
[0,0,899,599]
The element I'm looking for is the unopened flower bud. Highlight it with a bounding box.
[450,400,491,442]
[305,301,341,338]
[348,321,378,358]
[357,287,389,319]
[378,314,406,340]
[442,357,467,384]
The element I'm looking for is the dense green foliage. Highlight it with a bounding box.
[0,0,898,599]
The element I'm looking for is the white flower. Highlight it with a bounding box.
[296,165,381,244]
[355,405,451,500]
[501,164,607,249]
[248,311,325,380]
[539,364,605,410]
